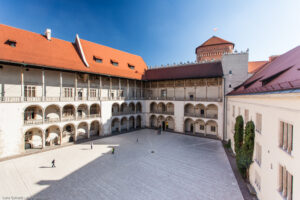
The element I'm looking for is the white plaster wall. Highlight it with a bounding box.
[0,65,21,97]
[227,94,300,200]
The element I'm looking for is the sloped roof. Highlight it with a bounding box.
[229,46,300,95]
[0,24,147,80]
[143,62,223,81]
[248,61,269,73]
[195,36,234,53]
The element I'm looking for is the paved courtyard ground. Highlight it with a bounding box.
[0,129,243,200]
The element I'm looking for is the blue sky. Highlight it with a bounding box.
[1,0,300,66]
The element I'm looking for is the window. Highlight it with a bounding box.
[200,109,205,115]
[90,89,96,98]
[255,143,262,166]
[128,64,135,69]
[229,84,232,88]
[279,122,293,154]
[200,125,204,130]
[256,113,262,133]
[229,70,232,74]
[93,56,102,63]
[24,86,36,97]
[161,90,167,97]
[255,171,261,191]
[110,60,118,66]
[244,109,249,123]
[278,165,293,200]
[189,94,194,100]
[64,88,73,98]
[5,39,16,47]
[232,105,235,117]
[211,126,216,132]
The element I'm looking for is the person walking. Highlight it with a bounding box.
[52,159,56,168]
[91,142,93,150]
[112,147,115,154]
[136,137,139,143]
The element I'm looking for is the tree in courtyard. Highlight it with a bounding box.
[234,115,244,154]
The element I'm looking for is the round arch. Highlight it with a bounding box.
[90,103,101,117]
[24,127,43,149]
[206,104,218,119]
[166,116,175,131]
[129,116,135,130]
[112,103,120,115]
[195,104,205,117]
[77,122,88,140]
[136,115,142,128]
[111,118,120,133]
[90,120,100,137]
[24,105,43,124]
[136,102,142,113]
[205,120,218,135]
[62,104,76,120]
[77,104,88,119]
[45,125,61,146]
[195,119,205,134]
[166,103,174,114]
[45,104,60,123]
[62,123,75,143]
[150,102,157,113]
[184,104,194,116]
[150,115,157,128]
[184,118,194,133]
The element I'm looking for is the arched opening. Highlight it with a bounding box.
[150,102,157,113]
[120,103,128,114]
[128,102,135,113]
[62,124,75,143]
[184,118,194,133]
[45,125,61,146]
[166,103,174,115]
[157,103,166,113]
[77,122,88,140]
[136,115,142,128]
[157,115,165,130]
[62,104,75,121]
[166,116,175,131]
[206,120,218,135]
[206,104,218,119]
[195,119,205,134]
[121,117,128,132]
[24,128,43,149]
[195,104,205,117]
[129,116,135,130]
[77,104,88,120]
[184,104,194,116]
[90,104,101,118]
[111,118,120,133]
[136,102,142,113]
[112,103,120,116]
[90,121,100,137]
[45,105,60,123]
[24,105,43,125]
[150,115,157,128]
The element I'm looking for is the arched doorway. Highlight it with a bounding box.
[90,121,100,137]
[150,102,157,113]
[77,104,88,120]
[166,116,175,131]
[184,118,194,133]
[45,125,61,146]
[90,104,101,118]
[77,122,88,140]
[112,103,120,116]
[121,117,128,132]
[129,116,135,130]
[24,128,43,149]
[136,102,142,113]
[62,104,75,121]
[45,104,60,123]
[136,115,142,128]
[111,118,120,133]
[62,124,75,143]
[150,115,157,128]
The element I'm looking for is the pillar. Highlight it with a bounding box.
[87,74,90,100]
[59,72,63,100]
[21,67,24,102]
[118,120,121,133]
[42,70,45,101]
[127,79,129,99]
[109,77,112,100]
[99,76,102,100]
[74,73,77,101]
[87,123,90,139]
[42,130,45,149]
[127,120,129,131]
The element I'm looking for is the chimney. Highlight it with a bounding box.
[45,28,51,40]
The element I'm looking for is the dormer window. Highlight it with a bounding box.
[93,56,102,63]
[128,64,135,70]
[5,40,16,47]
[111,60,118,66]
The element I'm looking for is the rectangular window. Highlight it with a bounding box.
[211,126,216,132]
[24,86,36,97]
[279,121,293,154]
[278,165,293,200]
[64,88,73,98]
[110,60,118,66]
[90,89,96,98]
[256,113,262,133]
[93,56,102,63]
[232,105,235,117]
[128,64,135,69]
[245,109,249,123]
[255,171,261,191]
[255,143,262,166]
[161,89,167,97]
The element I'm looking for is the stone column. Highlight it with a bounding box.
[59,72,63,101]
[42,130,46,149]
[87,123,90,139]
[74,73,77,101]
[127,79,129,99]
[42,70,45,101]
[135,80,137,99]
[118,120,121,133]
[127,120,129,131]
[21,67,24,102]
[109,77,112,100]
[87,74,90,100]
[99,76,102,100]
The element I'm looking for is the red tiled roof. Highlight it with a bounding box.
[143,62,223,81]
[248,61,268,73]
[196,36,234,50]
[229,46,300,95]
[0,24,147,80]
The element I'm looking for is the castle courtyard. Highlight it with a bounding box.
[0,129,243,200]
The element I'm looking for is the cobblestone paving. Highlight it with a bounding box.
[0,129,243,200]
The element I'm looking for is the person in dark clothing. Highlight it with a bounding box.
[52,159,56,168]
[136,137,139,143]
[91,142,93,150]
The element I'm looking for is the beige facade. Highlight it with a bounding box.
[226,93,300,200]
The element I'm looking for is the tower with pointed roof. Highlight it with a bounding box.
[195,36,234,62]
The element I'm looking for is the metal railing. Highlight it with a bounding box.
[146,96,222,102]
[184,112,218,119]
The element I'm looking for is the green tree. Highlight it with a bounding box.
[234,115,244,153]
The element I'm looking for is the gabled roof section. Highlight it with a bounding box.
[143,62,223,81]
[229,46,300,95]
[0,24,147,80]
[248,61,268,73]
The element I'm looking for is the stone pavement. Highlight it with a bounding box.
[0,129,243,200]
